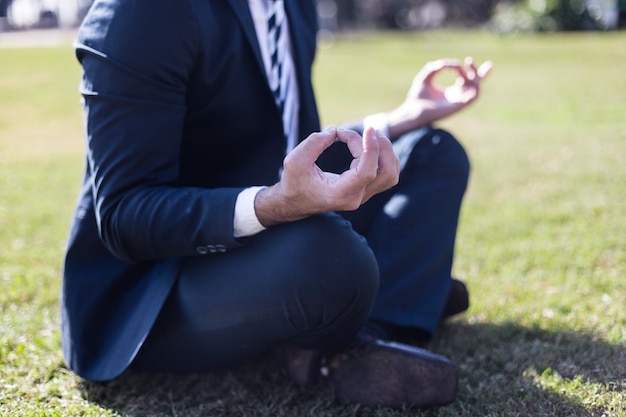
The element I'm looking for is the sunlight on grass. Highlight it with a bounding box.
[0,46,84,161]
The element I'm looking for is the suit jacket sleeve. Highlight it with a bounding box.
[75,0,247,262]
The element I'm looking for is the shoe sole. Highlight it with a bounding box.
[327,339,458,409]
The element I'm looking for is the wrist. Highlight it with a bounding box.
[233,186,266,238]
[386,102,428,140]
[254,183,309,227]
[363,113,390,138]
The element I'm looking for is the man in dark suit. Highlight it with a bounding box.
[62,0,491,409]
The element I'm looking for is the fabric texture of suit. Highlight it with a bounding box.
[62,0,320,381]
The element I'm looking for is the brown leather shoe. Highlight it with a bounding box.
[271,343,323,386]
[323,339,458,409]
[442,278,469,320]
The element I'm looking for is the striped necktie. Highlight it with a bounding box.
[266,0,291,141]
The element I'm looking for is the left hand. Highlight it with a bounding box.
[388,57,493,138]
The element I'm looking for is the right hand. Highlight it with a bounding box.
[255,127,399,227]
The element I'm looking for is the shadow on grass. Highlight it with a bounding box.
[79,322,625,417]
[435,321,625,416]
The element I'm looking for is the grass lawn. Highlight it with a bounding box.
[1,29,625,416]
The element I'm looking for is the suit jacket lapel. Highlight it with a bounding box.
[226,0,320,137]
[227,0,311,89]
[284,2,310,97]
[226,0,266,78]
[284,1,321,138]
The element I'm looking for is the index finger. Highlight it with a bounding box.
[419,59,463,84]
[464,57,494,82]
[335,127,365,158]
[286,127,337,167]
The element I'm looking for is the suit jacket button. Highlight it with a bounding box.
[207,245,217,254]
[216,244,227,253]
[196,246,209,255]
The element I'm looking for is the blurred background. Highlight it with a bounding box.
[0,0,624,33]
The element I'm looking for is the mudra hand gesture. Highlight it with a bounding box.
[256,127,400,226]
[388,57,493,138]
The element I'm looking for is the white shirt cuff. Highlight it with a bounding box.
[233,186,267,238]
[363,112,390,138]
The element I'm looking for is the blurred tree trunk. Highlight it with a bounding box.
[550,0,600,30]
[618,0,626,28]
[0,0,12,18]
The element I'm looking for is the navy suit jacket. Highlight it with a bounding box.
[62,0,321,381]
